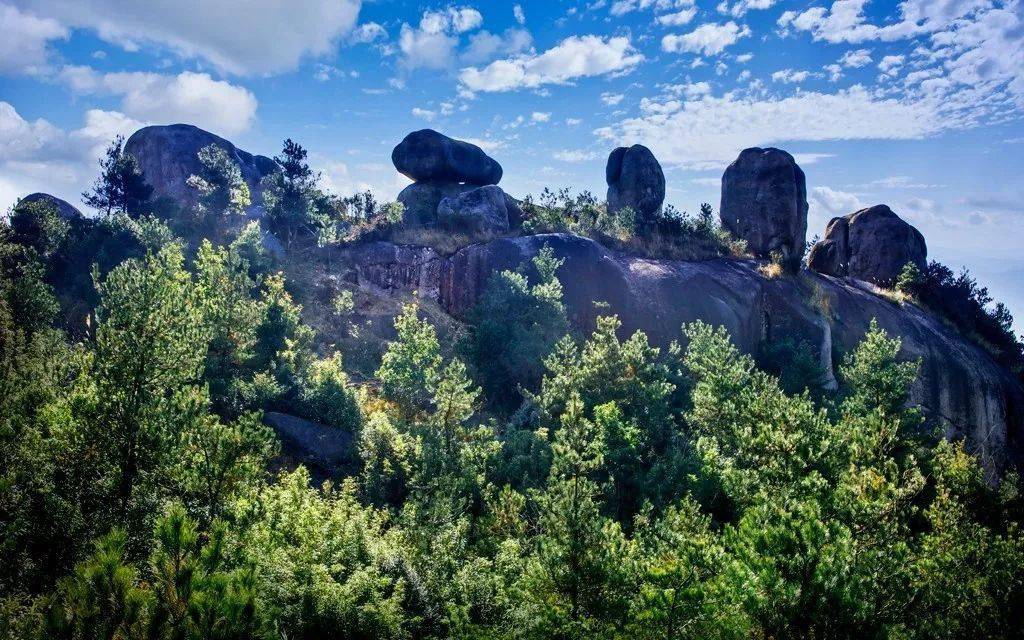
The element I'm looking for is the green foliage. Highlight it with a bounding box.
[9,198,69,258]
[82,136,153,218]
[187,145,251,217]
[467,244,570,409]
[296,352,361,430]
[376,302,442,418]
[261,139,337,245]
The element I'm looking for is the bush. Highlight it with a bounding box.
[296,352,362,430]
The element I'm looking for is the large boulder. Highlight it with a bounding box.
[392,129,502,186]
[437,185,513,234]
[19,193,83,220]
[124,124,277,213]
[720,147,808,269]
[263,411,355,478]
[808,204,927,286]
[606,145,666,220]
[397,180,478,226]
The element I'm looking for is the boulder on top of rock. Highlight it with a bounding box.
[808,204,927,286]
[392,129,502,186]
[19,193,83,221]
[437,185,512,234]
[606,144,666,220]
[397,181,479,226]
[720,147,807,269]
[124,124,277,213]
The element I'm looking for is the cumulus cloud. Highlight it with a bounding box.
[0,3,66,75]
[662,22,751,56]
[839,48,872,68]
[554,149,600,162]
[411,107,436,121]
[601,92,625,105]
[777,0,991,44]
[772,68,813,83]
[350,22,387,45]
[717,0,777,18]
[14,0,361,75]
[58,68,257,136]
[459,35,644,93]
[513,4,526,25]
[809,185,863,217]
[596,86,946,170]
[531,111,551,122]
[461,28,533,65]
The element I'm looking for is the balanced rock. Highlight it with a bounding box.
[808,204,927,286]
[124,124,277,212]
[438,185,513,234]
[606,144,666,220]
[392,129,502,186]
[397,181,479,226]
[720,147,807,269]
[19,192,83,220]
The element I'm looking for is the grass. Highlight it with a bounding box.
[758,262,784,279]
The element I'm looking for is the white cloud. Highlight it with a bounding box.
[531,111,551,122]
[664,81,713,99]
[878,54,905,74]
[411,107,436,121]
[16,0,361,75]
[350,22,387,44]
[601,92,625,105]
[565,117,583,126]
[809,185,863,217]
[459,35,644,93]
[0,4,66,75]
[398,6,496,70]
[461,28,533,65]
[58,68,257,136]
[554,149,600,162]
[513,4,526,25]
[735,53,753,63]
[839,48,872,68]
[662,22,751,56]
[596,85,946,170]
[824,63,843,82]
[777,0,990,44]
[656,8,698,26]
[717,0,777,18]
[772,68,812,83]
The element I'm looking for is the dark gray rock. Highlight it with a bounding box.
[392,129,502,185]
[808,204,927,286]
[19,193,83,221]
[264,411,355,477]
[124,124,277,214]
[422,234,1019,479]
[606,145,666,220]
[720,147,808,269]
[396,180,478,226]
[437,185,512,234]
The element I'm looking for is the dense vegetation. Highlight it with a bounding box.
[1,140,1023,639]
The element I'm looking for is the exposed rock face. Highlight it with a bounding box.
[19,193,83,220]
[264,412,355,478]
[606,145,666,220]
[438,185,512,234]
[808,204,927,286]
[392,129,502,185]
[322,233,1022,479]
[397,181,478,226]
[124,124,277,213]
[720,147,808,269]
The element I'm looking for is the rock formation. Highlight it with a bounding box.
[606,144,666,220]
[263,412,354,480]
[124,124,277,213]
[18,192,83,220]
[320,233,1022,480]
[720,147,808,270]
[437,185,513,234]
[808,204,927,286]
[393,129,511,227]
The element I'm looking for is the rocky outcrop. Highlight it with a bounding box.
[264,411,355,478]
[606,145,666,220]
[438,185,513,234]
[397,181,478,226]
[19,193,83,220]
[392,129,502,185]
[808,205,927,286]
[320,233,1021,479]
[720,147,808,270]
[124,124,277,213]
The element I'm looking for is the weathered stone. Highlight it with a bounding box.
[263,411,354,477]
[392,129,502,185]
[437,185,511,234]
[124,124,277,214]
[606,144,666,220]
[19,192,83,220]
[808,204,927,286]
[720,147,808,269]
[396,180,478,226]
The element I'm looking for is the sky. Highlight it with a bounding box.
[1,0,1023,326]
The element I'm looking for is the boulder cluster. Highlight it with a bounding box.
[606,144,666,220]
[393,129,519,232]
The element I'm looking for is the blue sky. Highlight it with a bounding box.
[1,0,1023,325]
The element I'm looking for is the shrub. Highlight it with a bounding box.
[297,352,362,430]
